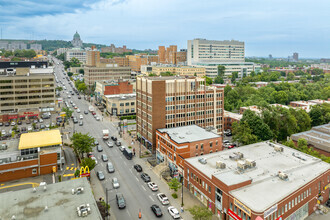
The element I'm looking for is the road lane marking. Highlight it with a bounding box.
[66,167,69,170]
[130,169,133,174]
[141,186,146,191]
[63,174,74,177]
[127,210,131,217]
[149,195,154,201]
[135,177,139,182]
[70,167,74,170]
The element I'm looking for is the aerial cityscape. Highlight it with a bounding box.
[0,1,329,220]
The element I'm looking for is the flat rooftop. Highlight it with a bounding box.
[104,93,136,100]
[19,129,62,150]
[224,111,242,120]
[0,178,102,220]
[186,141,330,212]
[157,125,220,144]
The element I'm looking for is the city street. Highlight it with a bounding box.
[53,58,175,219]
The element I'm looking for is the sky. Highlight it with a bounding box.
[0,0,329,58]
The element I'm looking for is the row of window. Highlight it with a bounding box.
[165,94,221,102]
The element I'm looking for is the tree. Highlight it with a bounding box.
[80,157,96,171]
[217,65,225,77]
[309,105,326,126]
[224,85,232,97]
[232,121,258,145]
[56,86,63,91]
[202,76,213,86]
[67,72,73,77]
[79,69,84,74]
[213,76,224,84]
[78,82,87,93]
[287,72,295,80]
[167,178,182,192]
[187,205,213,220]
[231,71,239,83]
[70,132,95,158]
[297,138,308,149]
[250,71,256,77]
[62,107,73,119]
[311,68,323,76]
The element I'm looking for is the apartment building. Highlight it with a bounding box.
[86,47,100,67]
[104,93,136,116]
[101,44,132,53]
[30,43,42,51]
[136,76,224,152]
[0,130,63,182]
[223,110,242,131]
[156,125,222,178]
[0,67,55,113]
[65,48,86,63]
[84,66,131,86]
[184,141,330,220]
[158,45,187,65]
[127,55,148,72]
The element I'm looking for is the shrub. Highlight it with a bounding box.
[172,193,178,199]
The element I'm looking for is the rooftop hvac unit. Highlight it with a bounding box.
[216,161,226,169]
[77,204,91,217]
[245,159,256,168]
[76,187,84,194]
[237,160,247,170]
[198,158,207,164]
[236,152,244,159]
[274,146,284,152]
[278,172,288,180]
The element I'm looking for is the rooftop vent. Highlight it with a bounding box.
[76,187,84,195]
[245,159,256,168]
[229,152,244,160]
[274,145,284,152]
[292,152,307,161]
[237,160,248,170]
[198,158,207,164]
[77,204,91,217]
[216,161,226,169]
[278,171,288,180]
[44,206,48,212]
[33,188,37,193]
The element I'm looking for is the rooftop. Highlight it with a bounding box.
[157,125,220,144]
[186,141,330,212]
[224,111,243,120]
[0,178,102,220]
[19,130,62,150]
[104,93,136,100]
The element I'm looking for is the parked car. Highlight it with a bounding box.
[5,122,10,126]
[17,121,22,125]
[39,119,43,123]
[101,154,108,162]
[0,122,3,126]
[11,122,16,126]
[107,162,115,173]
[141,173,151,182]
[21,127,27,132]
[119,146,125,152]
[116,193,126,209]
[27,126,32,131]
[116,140,121,146]
[95,116,100,121]
[223,140,230,144]
[97,145,103,152]
[73,118,78,124]
[157,193,170,205]
[228,144,237,149]
[111,136,117,141]
[168,206,180,219]
[79,121,83,126]
[96,171,105,180]
[112,177,120,189]
[134,164,143,172]
[147,182,158,191]
[84,110,88,115]
[77,109,81,113]
[151,204,163,217]
[1,130,6,136]
[79,115,83,120]
[26,120,31,124]
[107,141,114,148]
[40,124,45,129]
[94,140,99,145]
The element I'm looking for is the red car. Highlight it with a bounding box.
[228,144,237,149]
[92,112,96,115]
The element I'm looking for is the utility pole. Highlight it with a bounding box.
[105,188,110,219]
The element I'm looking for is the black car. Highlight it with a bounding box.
[21,127,27,132]
[4,122,10,127]
[116,193,126,209]
[84,110,88,115]
[141,173,151,182]
[111,136,117,141]
[134,164,143,172]
[151,204,163,217]
[326,199,330,208]
[17,121,22,125]
[78,96,81,99]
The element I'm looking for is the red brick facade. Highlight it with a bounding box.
[103,81,133,95]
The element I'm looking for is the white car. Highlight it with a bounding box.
[39,118,43,123]
[112,177,120,189]
[157,193,169,205]
[79,115,83,120]
[95,116,100,121]
[68,95,71,98]
[77,109,81,113]
[168,206,180,219]
[147,182,158,191]
[27,126,32,131]
[91,156,98,165]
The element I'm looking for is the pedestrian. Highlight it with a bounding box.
[181,206,184,213]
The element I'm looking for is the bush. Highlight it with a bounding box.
[128,146,132,149]
[120,115,136,120]
[172,193,178,199]
[58,175,62,182]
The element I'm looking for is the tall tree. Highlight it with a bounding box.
[231,71,239,83]
[232,121,258,145]
[70,132,95,158]
[167,178,182,192]
[80,157,96,171]
[214,76,224,84]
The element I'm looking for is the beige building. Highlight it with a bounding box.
[86,47,100,67]
[84,66,131,86]
[104,93,136,116]
[0,68,55,113]
[136,76,224,152]
[65,48,86,63]
[141,65,205,77]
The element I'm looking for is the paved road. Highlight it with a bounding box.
[53,58,173,220]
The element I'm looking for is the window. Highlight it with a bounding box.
[230,203,233,210]
[125,109,129,113]
[292,199,294,207]
[238,209,241,217]
[131,108,135,112]
[309,188,311,195]
[285,204,287,212]
[201,144,203,150]
[216,141,218,146]
[289,202,291,210]
[210,142,213,148]
[120,103,124,106]
[125,102,129,106]
[298,195,300,203]
[131,102,135,105]
[196,145,198,150]
[208,186,211,193]
[32,168,37,174]
[234,206,237,214]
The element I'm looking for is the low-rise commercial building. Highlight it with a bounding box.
[95,79,135,104]
[104,93,136,116]
[223,111,242,131]
[291,123,330,157]
[0,130,63,182]
[156,125,222,178]
[84,65,131,86]
[0,177,102,220]
[184,141,330,220]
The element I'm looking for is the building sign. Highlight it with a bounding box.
[24,112,34,115]
[234,199,251,216]
[264,204,278,219]
[228,209,242,220]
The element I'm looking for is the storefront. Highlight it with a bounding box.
[18,110,40,120]
[156,150,165,164]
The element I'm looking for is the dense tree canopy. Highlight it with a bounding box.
[70,132,95,158]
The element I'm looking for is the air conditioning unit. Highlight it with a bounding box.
[278,172,288,180]
[198,158,207,164]
[216,161,226,169]
[245,159,256,168]
[76,187,84,194]
[274,146,284,152]
[236,152,244,159]
[77,204,91,217]
[237,160,247,170]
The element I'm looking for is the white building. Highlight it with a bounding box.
[56,48,68,55]
[65,48,86,63]
[30,44,42,50]
[187,38,261,78]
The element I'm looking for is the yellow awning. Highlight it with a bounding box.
[19,130,62,150]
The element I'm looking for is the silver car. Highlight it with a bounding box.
[112,177,120,189]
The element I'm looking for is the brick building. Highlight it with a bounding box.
[291,123,330,157]
[156,125,222,178]
[0,130,63,182]
[94,80,135,104]
[83,66,131,86]
[136,76,224,152]
[158,45,187,65]
[86,46,100,67]
[184,141,330,220]
[223,111,242,131]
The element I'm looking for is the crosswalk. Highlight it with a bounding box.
[66,167,78,171]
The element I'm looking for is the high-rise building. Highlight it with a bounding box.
[136,76,224,152]
[71,31,83,48]
[158,45,186,65]
[86,46,100,67]
[84,66,131,86]
[127,55,148,72]
[65,48,86,63]
[158,46,166,63]
[293,52,299,62]
[30,44,42,51]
